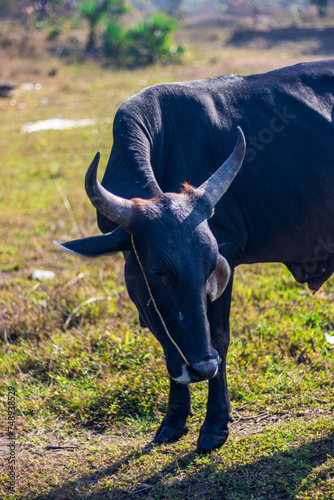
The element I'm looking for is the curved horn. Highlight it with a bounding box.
[199,127,246,207]
[85,152,135,227]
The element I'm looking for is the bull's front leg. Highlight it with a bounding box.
[197,276,233,454]
[154,377,192,444]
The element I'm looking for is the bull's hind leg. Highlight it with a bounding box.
[197,277,233,454]
[153,378,192,444]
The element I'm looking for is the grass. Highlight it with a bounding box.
[0,15,334,500]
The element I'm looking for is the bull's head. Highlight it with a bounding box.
[55,128,246,384]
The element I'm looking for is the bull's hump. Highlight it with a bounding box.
[120,74,245,111]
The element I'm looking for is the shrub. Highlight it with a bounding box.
[78,0,129,52]
[102,10,185,66]
[126,11,184,65]
[102,18,128,61]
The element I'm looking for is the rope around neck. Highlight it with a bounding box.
[131,234,191,367]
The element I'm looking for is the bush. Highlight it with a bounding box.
[102,18,128,61]
[78,0,130,52]
[102,10,185,66]
[127,11,184,65]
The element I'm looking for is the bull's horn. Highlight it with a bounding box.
[199,127,246,207]
[85,152,135,227]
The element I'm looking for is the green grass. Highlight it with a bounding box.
[1,17,334,500]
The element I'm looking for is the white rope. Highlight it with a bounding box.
[131,234,191,367]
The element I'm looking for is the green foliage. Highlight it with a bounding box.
[78,0,129,26]
[126,11,183,65]
[102,17,128,60]
[78,0,130,51]
[47,28,61,40]
[102,10,185,66]
[78,0,111,26]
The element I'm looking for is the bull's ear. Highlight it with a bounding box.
[207,255,231,301]
[54,226,131,258]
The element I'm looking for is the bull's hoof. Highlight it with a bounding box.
[197,428,229,454]
[153,417,188,445]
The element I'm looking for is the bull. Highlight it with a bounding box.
[56,60,334,453]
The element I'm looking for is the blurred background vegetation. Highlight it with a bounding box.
[0,0,333,67]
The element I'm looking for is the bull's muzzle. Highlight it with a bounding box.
[190,358,220,380]
[173,355,220,384]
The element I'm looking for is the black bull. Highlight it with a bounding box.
[56,60,334,453]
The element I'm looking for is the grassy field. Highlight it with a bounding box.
[0,16,334,499]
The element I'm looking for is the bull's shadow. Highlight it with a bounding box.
[29,428,334,499]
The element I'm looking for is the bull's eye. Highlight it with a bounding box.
[148,267,164,280]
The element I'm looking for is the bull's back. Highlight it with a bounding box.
[101,60,334,268]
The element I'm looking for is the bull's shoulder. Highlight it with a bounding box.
[110,76,242,153]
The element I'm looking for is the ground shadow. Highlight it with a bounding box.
[27,430,334,500]
[227,26,334,55]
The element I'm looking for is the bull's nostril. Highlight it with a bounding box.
[191,359,219,380]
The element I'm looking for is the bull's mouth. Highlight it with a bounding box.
[172,358,220,384]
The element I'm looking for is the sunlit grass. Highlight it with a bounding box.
[0,17,334,500]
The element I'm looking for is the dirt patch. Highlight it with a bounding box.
[230,406,333,440]
[0,272,14,287]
